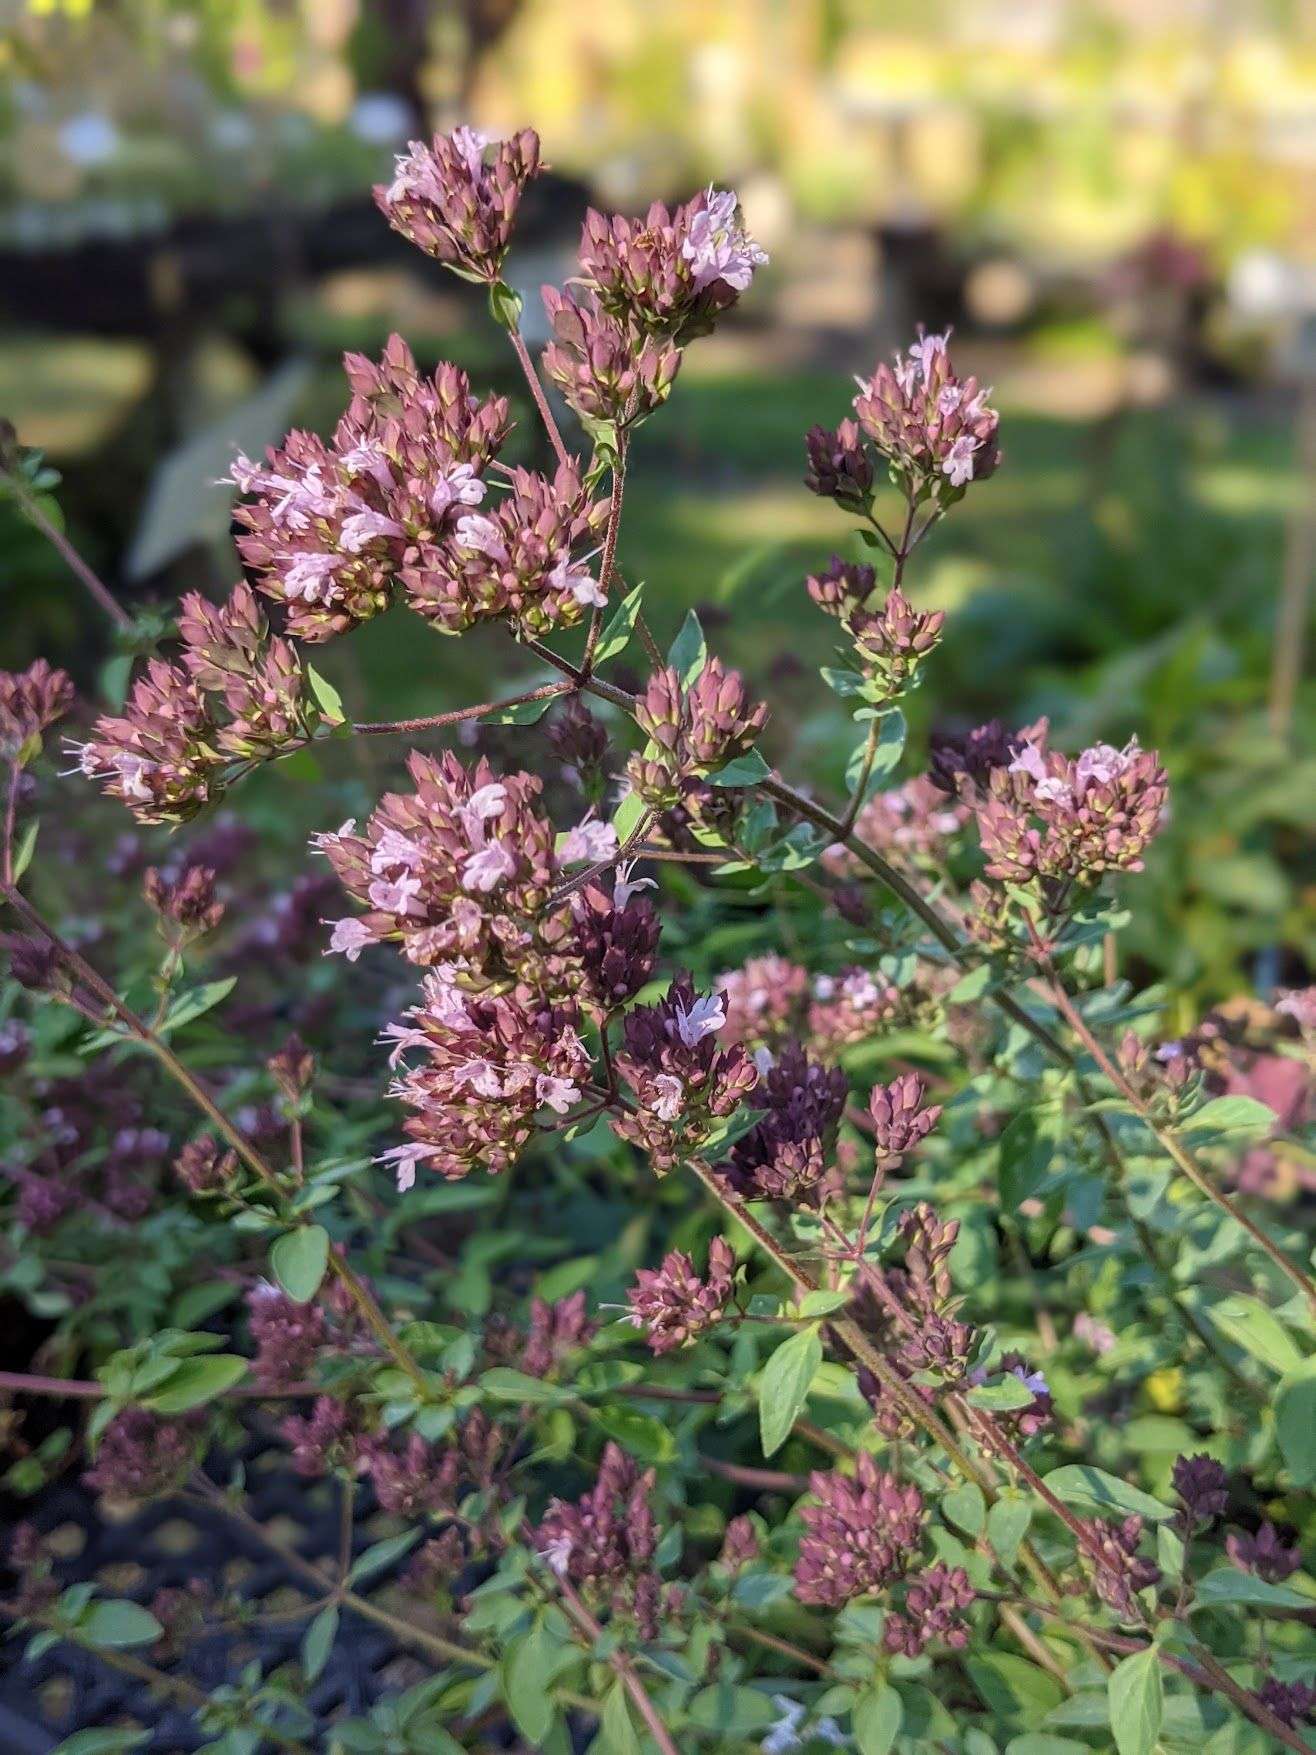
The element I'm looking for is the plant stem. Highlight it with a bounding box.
[353,681,568,735]
[553,1572,682,1755]
[582,440,629,679]
[507,324,571,471]
[3,471,133,631]
[0,1369,318,1400]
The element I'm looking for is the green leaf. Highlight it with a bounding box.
[667,609,707,686]
[594,582,645,665]
[504,1620,563,1744]
[302,1603,338,1682]
[686,1683,777,1733]
[51,1734,151,1755]
[483,693,558,725]
[948,962,994,1004]
[598,1679,643,1755]
[793,1289,851,1318]
[997,1111,1060,1209]
[479,1367,575,1405]
[346,1529,421,1588]
[79,1600,163,1649]
[758,1325,822,1457]
[967,1653,1064,1728]
[967,1376,1038,1412]
[488,280,525,330]
[11,818,38,882]
[706,748,771,787]
[144,1353,247,1413]
[853,1681,903,1754]
[590,1404,677,1465]
[1206,1295,1305,1376]
[1276,1365,1316,1485]
[1042,1465,1173,1522]
[159,978,237,1035]
[305,665,346,725]
[987,1495,1033,1566]
[1191,1567,1316,1611]
[1107,1646,1162,1755]
[845,708,906,795]
[1183,1095,1276,1135]
[943,1482,986,1537]
[270,1225,330,1303]
[611,787,647,844]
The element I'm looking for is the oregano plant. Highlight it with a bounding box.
[1,124,1313,1755]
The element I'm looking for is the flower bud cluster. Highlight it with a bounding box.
[246,1281,326,1389]
[725,1043,847,1203]
[805,555,944,700]
[794,1454,925,1607]
[824,776,968,877]
[807,968,902,1056]
[174,1133,238,1195]
[718,955,811,1052]
[541,286,681,429]
[884,1562,975,1657]
[613,975,759,1174]
[1085,1516,1161,1620]
[83,1409,202,1501]
[848,328,1001,504]
[577,187,768,345]
[628,659,768,809]
[626,1235,736,1353]
[0,659,74,760]
[976,729,1169,891]
[233,337,509,641]
[76,584,320,823]
[870,1077,942,1173]
[534,1442,670,1636]
[403,461,609,641]
[143,863,224,939]
[375,127,542,283]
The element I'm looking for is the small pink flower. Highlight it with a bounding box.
[536,1074,581,1114]
[682,188,769,293]
[461,839,515,894]
[671,992,726,1048]
[326,918,376,960]
[559,813,619,866]
[651,1074,685,1121]
[454,512,507,559]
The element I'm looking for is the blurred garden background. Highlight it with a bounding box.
[1,0,1313,1007]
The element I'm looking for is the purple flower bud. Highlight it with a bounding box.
[83,1410,202,1501]
[794,1455,925,1607]
[851,326,1001,501]
[0,659,75,759]
[1172,1453,1229,1527]
[542,284,682,428]
[375,126,541,282]
[725,1042,847,1203]
[870,1076,942,1171]
[626,1236,736,1353]
[174,1134,238,1195]
[1226,1521,1301,1584]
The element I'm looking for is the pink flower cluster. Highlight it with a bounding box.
[976,727,1169,890]
[725,1043,848,1203]
[626,1235,736,1353]
[577,187,768,344]
[884,1562,975,1656]
[805,555,945,701]
[403,460,610,640]
[0,658,74,759]
[541,285,682,430]
[232,336,509,642]
[534,1442,669,1636]
[76,583,318,823]
[825,775,969,876]
[794,1454,925,1607]
[613,975,760,1174]
[375,126,542,283]
[808,967,902,1056]
[851,327,1001,501]
[628,658,769,810]
[718,955,812,1052]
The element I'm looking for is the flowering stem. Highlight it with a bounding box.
[552,1571,682,1755]
[2,467,133,632]
[1033,948,1316,1315]
[352,681,569,735]
[0,1368,318,1400]
[325,1251,432,1397]
[507,324,572,471]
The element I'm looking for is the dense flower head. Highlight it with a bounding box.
[1086,1515,1161,1620]
[719,1515,761,1571]
[316,751,561,973]
[851,327,1001,502]
[826,776,969,877]
[794,1454,925,1607]
[75,658,221,824]
[725,1042,848,1202]
[613,974,760,1173]
[363,1411,505,1518]
[928,717,1038,798]
[870,1076,943,1171]
[718,955,811,1051]
[628,658,768,808]
[1227,1521,1301,1583]
[806,554,877,619]
[804,418,875,508]
[808,967,901,1056]
[83,1409,201,1501]
[402,460,608,640]
[520,1291,595,1378]
[280,1396,356,1478]
[233,338,509,642]
[578,187,767,343]
[570,864,660,1009]
[174,1133,238,1195]
[535,1443,666,1631]
[884,1562,975,1656]
[175,584,313,755]
[541,284,682,428]
[381,969,592,1186]
[246,1281,326,1388]
[0,658,75,759]
[375,126,542,281]
[144,863,224,937]
[976,727,1170,890]
[626,1235,736,1352]
[1173,1453,1230,1527]
[849,586,946,699]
